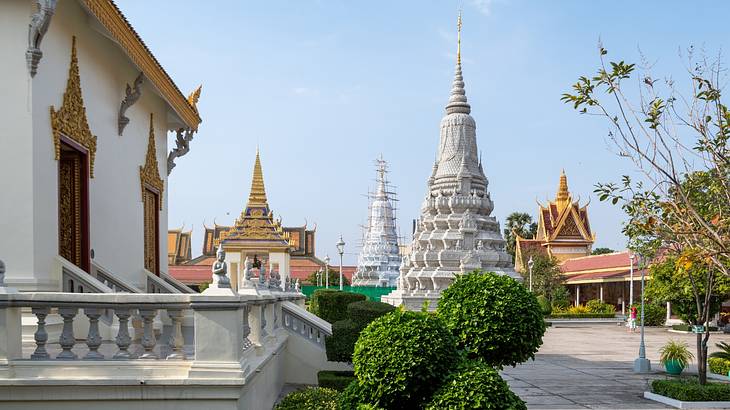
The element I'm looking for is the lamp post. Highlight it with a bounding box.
[633,254,651,373]
[324,255,330,289]
[316,269,321,287]
[336,236,345,291]
[629,253,636,307]
[527,256,534,292]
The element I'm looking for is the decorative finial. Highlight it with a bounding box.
[556,169,570,211]
[457,10,462,66]
[247,149,268,206]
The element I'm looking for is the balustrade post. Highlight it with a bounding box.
[189,296,245,378]
[57,307,78,359]
[30,307,50,360]
[83,308,104,359]
[113,308,133,359]
[139,309,158,359]
[248,303,262,347]
[166,309,185,360]
[274,301,283,330]
[261,304,269,339]
[242,305,252,350]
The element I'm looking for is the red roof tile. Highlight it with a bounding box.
[560,250,634,273]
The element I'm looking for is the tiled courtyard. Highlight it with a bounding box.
[503,324,730,409]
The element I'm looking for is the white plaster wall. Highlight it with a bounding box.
[0,0,175,290]
[0,1,40,289]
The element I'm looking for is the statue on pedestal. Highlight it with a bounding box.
[294,279,300,293]
[211,245,231,288]
[242,257,254,288]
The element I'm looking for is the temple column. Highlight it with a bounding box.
[599,284,604,302]
[666,301,671,323]
[575,285,580,306]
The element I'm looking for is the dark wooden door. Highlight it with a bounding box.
[143,187,160,275]
[58,141,90,272]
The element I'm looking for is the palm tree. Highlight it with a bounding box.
[504,212,538,258]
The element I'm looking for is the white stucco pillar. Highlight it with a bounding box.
[189,295,245,379]
[575,286,580,306]
[0,302,22,378]
[599,285,604,302]
[666,301,671,322]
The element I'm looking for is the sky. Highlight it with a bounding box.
[116,0,730,265]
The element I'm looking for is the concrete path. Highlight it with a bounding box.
[503,324,730,409]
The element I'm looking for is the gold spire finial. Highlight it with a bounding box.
[556,169,570,212]
[247,150,268,206]
[457,11,462,65]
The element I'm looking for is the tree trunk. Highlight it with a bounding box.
[697,329,707,385]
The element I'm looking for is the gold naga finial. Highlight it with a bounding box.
[187,85,202,110]
[556,169,571,212]
[457,10,462,65]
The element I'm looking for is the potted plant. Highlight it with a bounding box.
[660,340,694,375]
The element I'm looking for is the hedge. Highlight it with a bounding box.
[347,300,395,327]
[671,324,719,332]
[438,271,545,368]
[325,319,360,363]
[426,360,526,410]
[651,379,730,401]
[547,313,616,319]
[310,289,366,323]
[275,387,339,410]
[709,357,730,376]
[318,370,356,391]
[338,380,368,410]
[353,310,459,408]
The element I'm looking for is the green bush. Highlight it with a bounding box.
[426,360,526,410]
[353,310,459,409]
[310,289,366,323]
[671,324,718,332]
[318,370,355,391]
[536,295,552,316]
[275,387,339,410]
[437,271,545,368]
[347,300,395,327]
[325,300,395,363]
[325,319,360,363]
[586,299,615,314]
[338,380,368,410]
[709,357,730,376]
[631,302,666,326]
[651,379,730,401]
[551,286,570,310]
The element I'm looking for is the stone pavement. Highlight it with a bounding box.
[502,324,730,409]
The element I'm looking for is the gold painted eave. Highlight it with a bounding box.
[80,0,202,130]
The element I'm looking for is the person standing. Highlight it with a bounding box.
[628,306,638,332]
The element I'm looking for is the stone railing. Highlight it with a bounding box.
[160,271,197,294]
[59,257,113,294]
[91,262,141,293]
[144,269,180,293]
[281,300,331,349]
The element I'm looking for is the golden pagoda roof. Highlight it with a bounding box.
[219,150,290,246]
[534,170,593,243]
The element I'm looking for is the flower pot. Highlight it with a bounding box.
[664,359,685,375]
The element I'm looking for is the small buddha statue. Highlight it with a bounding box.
[211,245,231,288]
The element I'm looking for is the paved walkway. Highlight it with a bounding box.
[503,324,730,409]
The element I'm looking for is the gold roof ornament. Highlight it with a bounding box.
[139,113,164,209]
[51,36,98,177]
[187,85,202,112]
[556,169,571,213]
[247,149,268,206]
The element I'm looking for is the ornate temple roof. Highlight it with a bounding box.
[219,150,290,248]
[535,170,593,242]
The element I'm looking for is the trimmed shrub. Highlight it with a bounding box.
[338,380,368,410]
[547,313,616,319]
[671,323,718,332]
[437,271,545,368]
[536,295,552,316]
[347,300,396,327]
[709,357,730,376]
[310,289,366,323]
[551,286,570,310]
[353,309,459,408]
[318,370,356,391]
[631,303,667,326]
[426,360,526,410]
[325,319,360,362]
[275,387,339,410]
[586,299,615,314]
[651,379,730,401]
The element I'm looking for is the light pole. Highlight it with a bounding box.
[633,254,651,373]
[629,253,636,307]
[336,236,345,291]
[527,256,534,292]
[324,255,330,289]
[316,269,321,287]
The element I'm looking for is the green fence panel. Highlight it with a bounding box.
[301,285,396,302]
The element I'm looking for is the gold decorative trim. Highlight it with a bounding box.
[140,113,164,209]
[51,37,97,177]
[81,0,201,130]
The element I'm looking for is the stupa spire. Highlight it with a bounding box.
[247,149,268,206]
[446,11,470,115]
[556,169,570,211]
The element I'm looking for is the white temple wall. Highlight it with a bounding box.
[0,0,38,289]
[1,0,171,290]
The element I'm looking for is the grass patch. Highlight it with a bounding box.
[652,379,730,401]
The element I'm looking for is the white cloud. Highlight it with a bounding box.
[292,87,319,96]
[469,0,493,15]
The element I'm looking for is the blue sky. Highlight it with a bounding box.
[116,0,729,265]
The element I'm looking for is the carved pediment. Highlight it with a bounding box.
[139,113,164,209]
[51,36,97,177]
